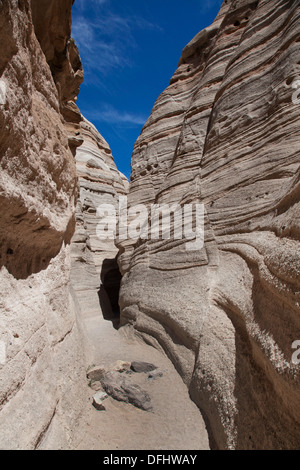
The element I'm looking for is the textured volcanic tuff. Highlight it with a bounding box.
[0,0,129,448]
[70,117,128,339]
[0,0,86,449]
[118,0,300,449]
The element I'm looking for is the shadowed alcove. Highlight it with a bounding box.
[98,256,122,330]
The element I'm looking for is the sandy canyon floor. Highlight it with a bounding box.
[68,313,210,451]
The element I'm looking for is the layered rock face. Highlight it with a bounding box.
[0,0,86,449]
[71,117,128,341]
[119,0,300,449]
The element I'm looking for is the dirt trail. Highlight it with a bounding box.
[72,313,210,450]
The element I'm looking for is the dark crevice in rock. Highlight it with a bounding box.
[98,256,122,330]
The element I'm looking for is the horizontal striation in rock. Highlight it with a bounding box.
[71,116,128,328]
[0,0,86,449]
[119,0,300,450]
[0,0,84,280]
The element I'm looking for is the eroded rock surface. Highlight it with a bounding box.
[1,0,299,452]
[70,116,128,359]
[0,0,86,449]
[118,0,300,449]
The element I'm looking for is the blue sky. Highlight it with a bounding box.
[72,0,223,179]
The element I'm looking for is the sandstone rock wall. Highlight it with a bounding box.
[71,116,128,354]
[0,0,86,449]
[119,0,300,449]
[1,0,299,451]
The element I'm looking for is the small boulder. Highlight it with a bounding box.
[87,365,106,382]
[111,360,131,373]
[90,381,103,391]
[130,361,157,373]
[148,370,163,380]
[92,391,108,411]
[100,371,153,412]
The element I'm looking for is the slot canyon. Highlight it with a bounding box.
[0,0,299,451]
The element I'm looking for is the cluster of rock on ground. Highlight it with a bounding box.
[71,326,209,451]
[87,360,162,412]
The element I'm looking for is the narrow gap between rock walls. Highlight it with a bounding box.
[98,256,122,330]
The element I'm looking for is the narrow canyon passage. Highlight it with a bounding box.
[1,0,299,451]
[70,282,210,451]
[67,107,209,449]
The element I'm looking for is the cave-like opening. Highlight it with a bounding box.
[98,256,122,330]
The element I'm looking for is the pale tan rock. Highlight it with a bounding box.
[110,360,132,373]
[90,381,103,392]
[0,0,84,280]
[31,0,84,123]
[119,0,300,450]
[92,391,108,411]
[0,0,87,450]
[70,116,128,362]
[87,366,107,382]
[1,0,299,452]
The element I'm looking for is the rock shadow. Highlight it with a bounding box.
[98,257,122,330]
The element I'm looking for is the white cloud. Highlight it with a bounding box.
[75,0,108,10]
[72,16,132,84]
[71,6,161,84]
[82,105,147,127]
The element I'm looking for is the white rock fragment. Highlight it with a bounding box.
[92,391,108,411]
